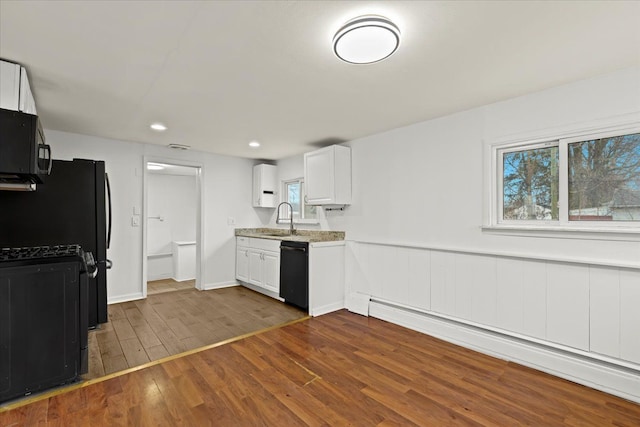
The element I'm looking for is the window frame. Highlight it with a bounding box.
[282,177,318,225]
[488,122,640,235]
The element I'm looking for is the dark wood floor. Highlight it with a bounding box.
[88,285,307,379]
[2,310,639,425]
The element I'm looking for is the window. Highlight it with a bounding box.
[283,178,317,222]
[502,144,559,220]
[492,126,640,231]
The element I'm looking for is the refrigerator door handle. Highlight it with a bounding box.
[105,172,112,249]
[105,259,113,269]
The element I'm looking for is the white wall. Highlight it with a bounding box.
[45,130,262,302]
[146,173,197,280]
[277,66,640,402]
[147,174,197,254]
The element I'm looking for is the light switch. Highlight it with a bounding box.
[227,217,236,226]
[132,216,140,227]
[133,206,140,215]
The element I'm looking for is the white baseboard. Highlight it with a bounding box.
[346,292,370,316]
[369,301,640,404]
[237,281,284,301]
[200,281,238,291]
[147,274,172,281]
[107,292,145,305]
[311,301,344,317]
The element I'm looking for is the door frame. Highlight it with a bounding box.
[142,156,204,297]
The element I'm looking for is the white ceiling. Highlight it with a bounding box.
[1,1,639,160]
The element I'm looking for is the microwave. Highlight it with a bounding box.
[0,108,51,191]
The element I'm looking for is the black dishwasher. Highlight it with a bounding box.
[279,241,308,310]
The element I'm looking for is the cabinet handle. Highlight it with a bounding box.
[245,250,248,257]
[304,195,308,203]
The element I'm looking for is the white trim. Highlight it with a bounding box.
[349,239,640,270]
[142,156,204,298]
[147,252,172,259]
[310,301,345,317]
[369,300,640,404]
[481,225,640,241]
[238,282,285,301]
[200,281,239,291]
[107,292,145,305]
[346,292,371,316]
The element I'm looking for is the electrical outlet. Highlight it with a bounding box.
[132,216,140,227]
[227,217,236,226]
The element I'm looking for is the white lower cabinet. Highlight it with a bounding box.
[262,251,280,293]
[236,248,250,282]
[236,237,280,297]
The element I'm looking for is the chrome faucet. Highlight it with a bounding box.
[276,202,295,235]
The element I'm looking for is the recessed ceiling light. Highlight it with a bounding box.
[150,122,167,131]
[333,15,400,64]
[249,141,261,148]
[147,163,165,170]
[167,143,190,150]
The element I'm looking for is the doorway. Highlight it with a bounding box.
[142,159,203,297]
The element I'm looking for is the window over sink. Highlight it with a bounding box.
[283,178,317,224]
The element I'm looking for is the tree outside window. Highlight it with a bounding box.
[497,129,640,226]
[568,133,640,221]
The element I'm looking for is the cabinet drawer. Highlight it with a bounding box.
[236,236,250,247]
[249,238,281,252]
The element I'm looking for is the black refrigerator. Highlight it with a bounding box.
[0,158,111,327]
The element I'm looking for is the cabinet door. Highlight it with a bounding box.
[305,147,334,204]
[236,248,249,282]
[0,61,20,111]
[19,67,37,115]
[248,250,263,286]
[262,251,280,293]
[253,164,277,208]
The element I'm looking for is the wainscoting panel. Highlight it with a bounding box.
[590,266,620,359]
[495,257,525,333]
[620,268,640,364]
[345,241,640,370]
[407,247,431,311]
[521,259,547,340]
[546,262,590,351]
[429,250,456,315]
[469,254,498,327]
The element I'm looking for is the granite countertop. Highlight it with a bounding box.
[235,228,345,243]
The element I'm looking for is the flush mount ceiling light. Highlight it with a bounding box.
[333,15,400,64]
[150,122,167,131]
[249,141,261,148]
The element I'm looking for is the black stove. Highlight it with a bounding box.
[1,244,83,262]
[0,244,96,402]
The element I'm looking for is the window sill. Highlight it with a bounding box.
[482,224,640,241]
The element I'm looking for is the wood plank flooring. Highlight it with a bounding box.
[88,285,307,379]
[2,310,639,425]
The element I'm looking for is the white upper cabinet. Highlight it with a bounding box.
[253,164,277,208]
[304,145,351,206]
[0,60,37,115]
